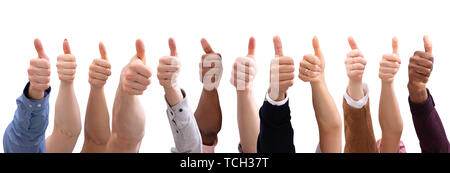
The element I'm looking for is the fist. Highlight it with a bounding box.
[299,36,324,83]
[269,36,294,101]
[120,39,152,95]
[56,39,77,83]
[379,37,401,83]
[345,37,367,82]
[231,37,257,91]
[200,38,223,91]
[157,38,180,89]
[28,39,51,98]
[89,42,111,88]
[408,36,434,90]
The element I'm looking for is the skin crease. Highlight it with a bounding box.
[81,42,112,153]
[45,39,82,153]
[298,36,342,153]
[378,37,403,153]
[194,38,223,146]
[106,39,151,153]
[408,36,434,103]
[230,37,259,153]
[268,36,295,101]
[158,38,183,106]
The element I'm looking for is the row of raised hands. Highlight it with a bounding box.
[3,35,448,153]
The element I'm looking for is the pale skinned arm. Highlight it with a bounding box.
[46,39,82,153]
[299,36,341,153]
[81,42,112,153]
[236,90,259,153]
[231,37,259,153]
[106,39,151,153]
[378,37,403,153]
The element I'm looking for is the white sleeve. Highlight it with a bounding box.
[343,83,369,109]
[265,92,289,106]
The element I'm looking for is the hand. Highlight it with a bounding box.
[120,39,152,95]
[379,37,401,83]
[56,39,77,84]
[299,36,324,83]
[89,42,111,88]
[345,37,367,83]
[268,36,294,101]
[230,37,257,91]
[200,38,223,91]
[408,36,434,103]
[28,39,51,100]
[157,38,180,89]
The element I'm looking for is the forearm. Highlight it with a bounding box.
[107,84,145,152]
[46,82,81,153]
[82,87,111,152]
[166,89,202,153]
[343,98,378,153]
[194,88,222,145]
[378,82,403,153]
[257,100,294,153]
[409,89,450,153]
[4,84,50,153]
[165,87,183,106]
[311,81,342,153]
[347,80,364,100]
[237,90,259,153]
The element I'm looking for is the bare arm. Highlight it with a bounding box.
[106,39,151,153]
[236,90,259,153]
[299,36,341,153]
[46,39,81,153]
[378,37,403,153]
[195,38,223,146]
[231,37,259,153]
[81,42,112,153]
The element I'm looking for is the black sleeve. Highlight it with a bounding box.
[257,100,295,153]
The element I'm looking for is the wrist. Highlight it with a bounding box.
[28,88,44,100]
[347,80,364,100]
[90,85,104,91]
[381,80,394,87]
[408,82,428,103]
[60,80,74,86]
[310,78,326,87]
[268,88,286,101]
[348,79,362,87]
[164,86,183,106]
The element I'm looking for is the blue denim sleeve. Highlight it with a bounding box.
[3,82,51,153]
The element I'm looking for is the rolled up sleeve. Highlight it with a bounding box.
[3,82,51,153]
[166,89,202,153]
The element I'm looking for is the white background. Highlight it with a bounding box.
[0,0,449,153]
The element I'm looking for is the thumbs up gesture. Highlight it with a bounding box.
[379,37,401,83]
[200,38,223,91]
[299,36,325,83]
[88,42,112,88]
[120,39,152,95]
[56,39,77,83]
[345,37,367,82]
[28,39,51,99]
[268,36,295,101]
[407,36,434,102]
[157,38,180,89]
[231,37,257,91]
